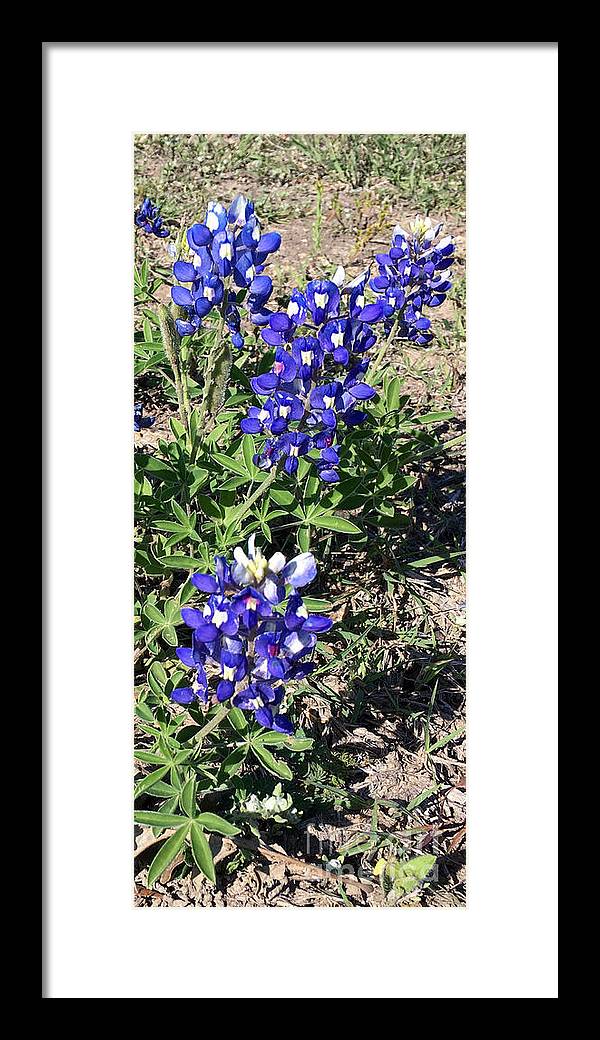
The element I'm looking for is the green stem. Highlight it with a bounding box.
[157,304,190,436]
[231,467,278,523]
[194,702,230,744]
[192,293,232,465]
[369,312,401,376]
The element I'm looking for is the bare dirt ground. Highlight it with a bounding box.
[134,134,466,907]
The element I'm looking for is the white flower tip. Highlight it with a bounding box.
[268,552,287,574]
[233,546,249,567]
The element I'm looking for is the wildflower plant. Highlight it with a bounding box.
[134,191,457,887]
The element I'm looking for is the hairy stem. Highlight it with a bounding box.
[232,467,278,523]
[157,304,190,435]
[194,702,230,744]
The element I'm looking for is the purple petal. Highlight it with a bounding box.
[190,573,219,593]
[281,552,317,589]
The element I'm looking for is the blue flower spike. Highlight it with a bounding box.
[135,197,169,238]
[239,214,454,485]
[170,538,332,735]
[169,194,282,346]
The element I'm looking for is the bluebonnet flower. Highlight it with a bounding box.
[225,302,244,350]
[262,391,305,435]
[250,348,297,396]
[180,554,240,642]
[232,682,293,734]
[305,279,340,326]
[228,194,254,227]
[171,539,331,734]
[366,216,455,344]
[315,444,341,483]
[211,229,236,277]
[319,318,352,365]
[205,201,228,234]
[231,535,317,603]
[135,197,169,238]
[261,312,296,347]
[246,275,273,319]
[254,231,282,265]
[172,641,209,705]
[290,336,323,382]
[286,289,308,327]
[216,641,248,702]
[231,587,273,629]
[279,431,310,475]
[239,215,454,488]
[284,593,333,634]
[253,436,285,471]
[240,258,384,484]
[134,402,155,431]
[240,402,276,436]
[170,194,281,345]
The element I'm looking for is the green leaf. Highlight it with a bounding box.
[242,435,256,474]
[227,707,249,733]
[218,744,248,781]
[153,520,189,534]
[149,660,168,687]
[250,743,293,780]
[170,417,187,440]
[135,810,186,828]
[405,550,464,569]
[135,701,155,723]
[194,812,240,836]
[416,411,454,425]
[134,750,167,766]
[135,455,176,481]
[143,603,164,625]
[180,777,197,817]
[254,732,312,752]
[163,598,181,623]
[387,854,436,895]
[147,823,190,888]
[302,598,333,612]
[157,554,200,570]
[270,489,295,507]
[311,514,361,535]
[405,784,441,812]
[427,725,465,753]
[385,375,402,410]
[195,494,223,520]
[190,822,216,883]
[134,765,170,797]
[297,525,311,553]
[145,781,177,797]
[285,736,314,752]
[162,625,179,647]
[212,451,248,477]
